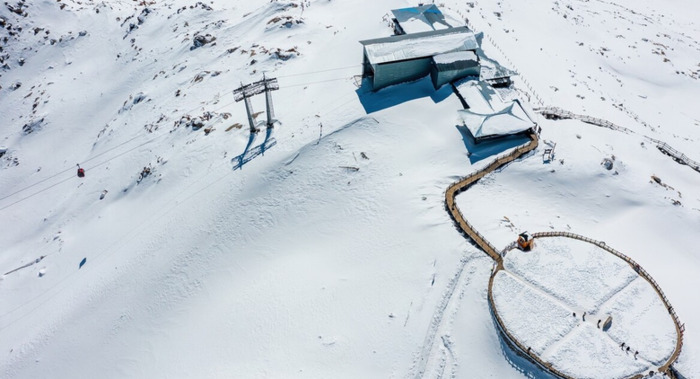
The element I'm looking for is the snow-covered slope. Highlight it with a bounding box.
[1,0,698,378]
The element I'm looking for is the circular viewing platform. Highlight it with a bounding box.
[489,234,680,379]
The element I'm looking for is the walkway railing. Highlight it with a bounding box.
[534,106,634,133]
[534,107,700,174]
[442,131,683,378]
[444,132,539,264]
[434,10,685,377]
[530,232,684,374]
[656,142,700,173]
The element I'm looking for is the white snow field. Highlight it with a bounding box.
[1,0,699,378]
[492,236,678,378]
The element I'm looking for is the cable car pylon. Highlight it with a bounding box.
[233,75,279,133]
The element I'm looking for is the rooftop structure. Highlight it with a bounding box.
[391,4,453,35]
[455,80,535,141]
[458,100,536,142]
[455,80,507,113]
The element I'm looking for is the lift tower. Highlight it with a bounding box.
[233,76,279,133]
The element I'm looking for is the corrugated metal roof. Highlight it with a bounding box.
[361,27,479,65]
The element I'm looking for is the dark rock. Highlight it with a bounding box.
[191,34,216,50]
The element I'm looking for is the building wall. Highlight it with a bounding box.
[372,58,432,90]
[362,52,373,78]
[430,64,481,89]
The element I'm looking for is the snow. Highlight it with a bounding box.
[1,0,699,378]
[458,100,536,140]
[455,79,507,112]
[454,79,535,140]
[493,237,678,378]
[604,278,678,365]
[504,238,639,311]
[397,19,441,34]
[491,270,578,356]
[361,27,478,65]
[546,323,648,379]
[432,50,478,66]
[391,5,454,34]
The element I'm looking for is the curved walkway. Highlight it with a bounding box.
[444,132,539,266]
[443,132,684,378]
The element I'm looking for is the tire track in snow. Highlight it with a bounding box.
[409,133,539,378]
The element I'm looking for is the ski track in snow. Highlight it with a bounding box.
[410,253,487,379]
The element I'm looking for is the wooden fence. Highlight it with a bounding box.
[489,231,684,378]
[530,231,684,373]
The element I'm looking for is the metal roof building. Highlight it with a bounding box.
[430,50,480,89]
[360,27,479,90]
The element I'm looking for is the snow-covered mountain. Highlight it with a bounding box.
[1,0,698,378]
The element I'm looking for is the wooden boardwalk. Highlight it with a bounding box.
[442,131,684,378]
[444,132,539,265]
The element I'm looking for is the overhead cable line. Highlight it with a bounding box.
[0,98,238,211]
[275,64,361,78]
[280,76,353,89]
[0,70,361,211]
[0,88,363,330]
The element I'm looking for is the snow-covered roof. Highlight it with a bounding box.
[455,80,505,113]
[361,27,478,65]
[459,100,535,140]
[391,5,452,33]
[432,51,479,75]
[432,50,478,65]
[480,59,518,81]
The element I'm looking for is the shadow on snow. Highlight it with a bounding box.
[355,76,453,114]
[231,127,277,170]
[456,124,532,164]
[491,315,560,379]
